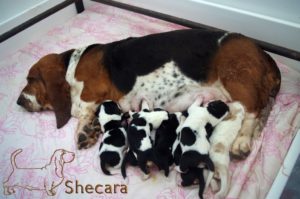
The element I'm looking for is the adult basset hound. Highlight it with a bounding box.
[17,29,281,159]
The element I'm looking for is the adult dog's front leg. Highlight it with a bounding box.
[230,112,258,159]
[75,104,101,149]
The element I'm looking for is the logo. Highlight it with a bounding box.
[3,148,75,196]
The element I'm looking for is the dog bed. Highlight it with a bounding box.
[0,3,299,199]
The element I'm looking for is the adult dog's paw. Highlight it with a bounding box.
[77,122,101,150]
[230,135,251,160]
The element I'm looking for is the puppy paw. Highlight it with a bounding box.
[230,135,251,160]
[77,124,101,150]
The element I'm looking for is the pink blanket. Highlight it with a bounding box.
[0,4,299,199]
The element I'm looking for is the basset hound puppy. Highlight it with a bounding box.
[17,29,281,159]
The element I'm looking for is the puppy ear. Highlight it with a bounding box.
[39,54,72,128]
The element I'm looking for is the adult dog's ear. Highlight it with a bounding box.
[39,54,72,128]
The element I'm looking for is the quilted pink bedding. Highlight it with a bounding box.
[0,4,300,199]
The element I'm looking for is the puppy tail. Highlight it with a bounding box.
[198,171,205,199]
[121,152,128,179]
[10,149,22,170]
[100,159,111,176]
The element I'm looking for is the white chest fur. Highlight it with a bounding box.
[65,47,96,119]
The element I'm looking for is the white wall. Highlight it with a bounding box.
[0,0,77,59]
[0,0,69,35]
[117,0,300,52]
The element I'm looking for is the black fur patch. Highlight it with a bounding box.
[60,49,75,70]
[78,133,87,142]
[180,127,196,146]
[173,144,182,166]
[205,122,214,138]
[149,123,153,131]
[181,167,205,199]
[100,151,120,175]
[206,100,229,119]
[182,110,189,117]
[103,120,122,131]
[179,151,214,173]
[103,101,122,115]
[121,150,138,179]
[174,92,182,98]
[154,113,180,176]
[100,151,120,167]
[131,118,147,126]
[104,128,126,147]
[127,127,147,150]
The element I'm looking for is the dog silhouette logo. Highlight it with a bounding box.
[3,148,75,196]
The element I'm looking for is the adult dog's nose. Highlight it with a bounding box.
[17,94,26,106]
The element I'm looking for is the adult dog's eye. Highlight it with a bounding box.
[27,77,36,83]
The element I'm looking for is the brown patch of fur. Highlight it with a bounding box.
[208,34,281,115]
[22,54,72,128]
[75,47,124,104]
[213,143,225,153]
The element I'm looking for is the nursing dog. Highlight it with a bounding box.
[17,29,281,160]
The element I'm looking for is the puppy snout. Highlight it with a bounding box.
[17,94,26,106]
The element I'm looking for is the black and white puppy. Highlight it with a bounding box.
[179,99,229,173]
[121,100,169,179]
[97,100,128,175]
[153,112,182,177]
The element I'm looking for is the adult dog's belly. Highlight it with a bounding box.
[118,61,230,112]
